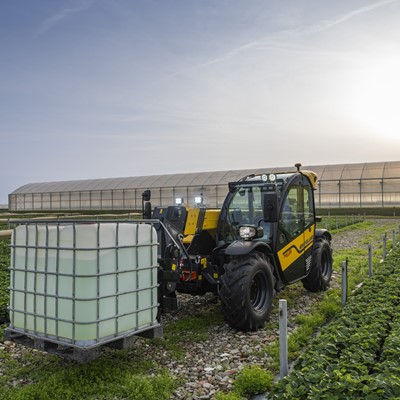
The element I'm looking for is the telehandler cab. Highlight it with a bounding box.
[146,164,333,332]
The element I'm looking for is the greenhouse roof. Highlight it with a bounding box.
[10,161,400,194]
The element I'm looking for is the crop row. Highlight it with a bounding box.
[268,246,400,399]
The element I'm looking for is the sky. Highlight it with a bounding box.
[1,0,400,203]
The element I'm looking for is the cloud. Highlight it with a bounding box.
[35,0,95,36]
[306,0,398,34]
[166,0,398,79]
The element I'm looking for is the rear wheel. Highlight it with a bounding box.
[302,238,332,292]
[219,253,275,331]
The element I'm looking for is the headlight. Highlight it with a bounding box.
[268,174,276,182]
[239,226,257,240]
[194,196,203,205]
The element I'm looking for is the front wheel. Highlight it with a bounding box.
[219,253,275,331]
[302,238,333,292]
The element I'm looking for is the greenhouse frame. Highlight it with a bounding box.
[8,161,400,212]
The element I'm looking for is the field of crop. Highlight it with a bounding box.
[268,246,400,399]
[0,216,399,399]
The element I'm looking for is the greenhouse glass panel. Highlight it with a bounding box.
[42,194,51,210]
[70,192,80,209]
[341,164,364,180]
[341,193,360,207]
[362,163,385,179]
[383,192,400,206]
[160,188,174,206]
[102,191,112,209]
[112,190,124,209]
[33,194,42,210]
[51,193,61,210]
[203,186,218,208]
[362,179,382,193]
[383,162,400,178]
[79,192,91,209]
[90,191,101,209]
[27,194,34,210]
[383,178,400,206]
[319,193,339,208]
[341,180,360,194]
[60,193,70,209]
[321,180,339,194]
[383,178,400,193]
[361,193,382,207]
[319,164,345,181]
[118,189,135,209]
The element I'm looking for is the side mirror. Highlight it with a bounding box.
[142,190,151,202]
[263,193,279,222]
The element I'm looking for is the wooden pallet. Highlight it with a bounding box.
[4,325,163,363]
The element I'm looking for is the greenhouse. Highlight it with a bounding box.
[8,161,400,211]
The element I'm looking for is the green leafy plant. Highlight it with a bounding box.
[233,365,273,398]
[268,245,400,399]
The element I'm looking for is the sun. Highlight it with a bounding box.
[345,55,400,139]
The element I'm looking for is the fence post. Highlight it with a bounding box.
[393,229,396,249]
[335,216,338,230]
[368,245,373,277]
[383,234,387,260]
[341,259,348,306]
[279,299,288,379]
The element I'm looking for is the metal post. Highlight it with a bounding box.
[335,216,338,230]
[383,234,387,260]
[368,245,373,277]
[279,299,288,379]
[392,229,396,249]
[341,259,348,306]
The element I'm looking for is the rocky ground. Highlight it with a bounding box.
[1,219,398,399]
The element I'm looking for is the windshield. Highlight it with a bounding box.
[219,185,272,243]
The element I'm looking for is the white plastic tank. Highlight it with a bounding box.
[9,222,159,348]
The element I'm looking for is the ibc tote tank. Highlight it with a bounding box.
[8,221,159,348]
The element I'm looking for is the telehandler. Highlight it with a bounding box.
[146,164,333,332]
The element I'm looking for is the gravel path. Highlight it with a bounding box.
[1,218,399,399]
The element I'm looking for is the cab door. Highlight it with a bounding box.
[276,175,315,283]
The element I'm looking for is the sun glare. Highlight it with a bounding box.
[346,56,400,139]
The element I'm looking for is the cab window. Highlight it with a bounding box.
[280,185,303,238]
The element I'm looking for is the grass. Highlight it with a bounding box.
[0,350,177,400]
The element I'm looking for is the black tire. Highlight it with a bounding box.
[219,253,275,331]
[302,238,333,292]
